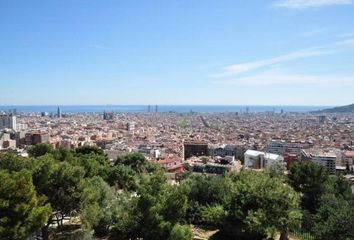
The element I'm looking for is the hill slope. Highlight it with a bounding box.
[315,103,354,113]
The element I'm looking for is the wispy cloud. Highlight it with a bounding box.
[212,39,354,78]
[214,70,354,87]
[212,47,331,77]
[274,0,353,9]
[334,38,354,46]
[212,38,354,88]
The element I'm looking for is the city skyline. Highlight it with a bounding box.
[1,0,354,105]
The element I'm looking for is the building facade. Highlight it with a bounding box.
[301,149,337,175]
[244,150,284,169]
[183,141,208,160]
[266,139,313,157]
[0,115,17,130]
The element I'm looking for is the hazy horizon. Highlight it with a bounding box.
[0,104,333,114]
[0,104,336,106]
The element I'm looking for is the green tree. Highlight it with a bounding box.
[180,174,232,224]
[31,155,85,239]
[0,170,51,239]
[81,177,113,236]
[202,170,301,240]
[110,192,139,239]
[232,170,301,239]
[169,224,193,240]
[122,170,192,240]
[265,161,285,179]
[79,155,102,178]
[161,186,189,224]
[52,146,73,161]
[288,162,329,213]
[0,153,30,172]
[328,175,353,203]
[313,194,354,240]
[115,153,152,174]
[103,164,137,190]
[201,204,227,227]
[75,145,105,156]
[28,143,54,157]
[134,170,170,239]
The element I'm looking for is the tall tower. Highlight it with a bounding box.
[148,105,151,113]
[155,105,158,113]
[57,106,62,118]
[10,115,17,130]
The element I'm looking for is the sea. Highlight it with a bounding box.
[0,105,330,114]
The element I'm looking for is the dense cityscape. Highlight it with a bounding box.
[1,107,354,176]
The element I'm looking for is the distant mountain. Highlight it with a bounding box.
[315,103,354,113]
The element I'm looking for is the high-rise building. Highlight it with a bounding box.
[103,111,114,120]
[301,149,337,174]
[0,115,17,130]
[57,106,62,118]
[126,122,135,131]
[155,105,158,113]
[148,105,151,113]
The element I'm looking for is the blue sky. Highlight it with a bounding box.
[0,0,353,106]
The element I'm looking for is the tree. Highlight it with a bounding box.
[134,170,171,240]
[288,162,329,213]
[81,177,113,236]
[31,155,85,239]
[115,153,152,174]
[313,194,354,240]
[117,170,192,240]
[52,146,73,161]
[180,174,232,224]
[110,192,139,239]
[75,145,105,156]
[28,143,54,157]
[201,170,301,240]
[0,170,51,239]
[161,185,189,224]
[265,161,285,179]
[79,155,102,178]
[201,204,227,227]
[169,224,193,240]
[103,164,137,190]
[0,152,30,172]
[328,175,353,204]
[233,170,301,239]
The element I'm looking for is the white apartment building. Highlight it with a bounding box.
[244,150,284,169]
[266,139,313,156]
[301,149,337,175]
